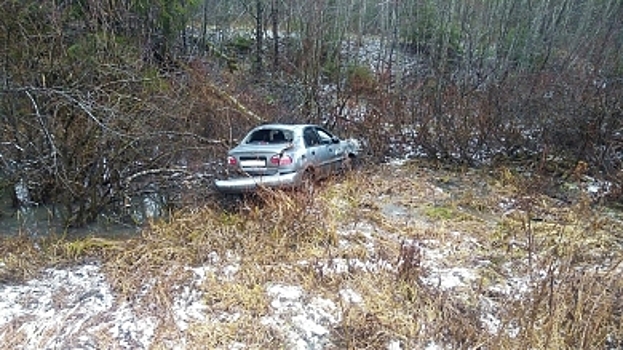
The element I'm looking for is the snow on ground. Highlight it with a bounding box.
[3,161,615,348]
[261,284,339,350]
[0,263,157,349]
[0,262,216,349]
[0,214,510,349]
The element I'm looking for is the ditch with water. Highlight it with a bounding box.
[0,181,169,239]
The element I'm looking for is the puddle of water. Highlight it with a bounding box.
[0,191,140,239]
[0,207,140,239]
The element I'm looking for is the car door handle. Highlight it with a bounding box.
[311,151,315,155]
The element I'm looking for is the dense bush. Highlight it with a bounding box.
[1,0,622,227]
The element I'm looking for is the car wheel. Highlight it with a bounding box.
[301,169,316,195]
[343,154,358,172]
[218,193,242,212]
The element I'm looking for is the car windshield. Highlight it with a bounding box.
[245,128,294,144]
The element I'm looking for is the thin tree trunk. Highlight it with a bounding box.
[255,0,263,72]
[271,0,278,69]
[201,0,208,55]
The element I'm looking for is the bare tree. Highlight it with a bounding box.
[254,0,264,72]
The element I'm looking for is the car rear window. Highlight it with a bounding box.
[246,129,293,144]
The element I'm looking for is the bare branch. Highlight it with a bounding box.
[124,167,191,186]
[24,89,59,174]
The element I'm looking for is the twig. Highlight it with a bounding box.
[24,90,59,174]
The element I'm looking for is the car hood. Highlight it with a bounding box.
[344,138,362,154]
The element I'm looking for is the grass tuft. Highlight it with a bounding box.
[2,160,622,348]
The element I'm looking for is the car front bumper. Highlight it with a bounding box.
[214,171,302,193]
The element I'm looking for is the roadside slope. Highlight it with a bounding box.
[1,161,622,349]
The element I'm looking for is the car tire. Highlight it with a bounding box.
[343,154,358,172]
[218,193,242,212]
[300,168,316,195]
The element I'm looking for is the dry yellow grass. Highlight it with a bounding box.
[1,160,622,349]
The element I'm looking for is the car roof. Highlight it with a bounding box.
[252,123,319,131]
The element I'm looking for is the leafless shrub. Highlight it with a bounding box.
[397,240,423,284]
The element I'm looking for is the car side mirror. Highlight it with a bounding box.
[331,136,340,144]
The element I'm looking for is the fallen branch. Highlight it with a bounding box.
[186,59,261,124]
[124,167,191,186]
[203,82,265,123]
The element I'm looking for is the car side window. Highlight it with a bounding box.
[303,127,320,147]
[316,128,334,144]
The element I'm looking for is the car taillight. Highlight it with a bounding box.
[227,156,237,165]
[270,154,293,166]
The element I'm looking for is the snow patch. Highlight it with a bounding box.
[262,284,340,350]
[0,263,157,349]
[0,262,214,349]
[339,288,363,305]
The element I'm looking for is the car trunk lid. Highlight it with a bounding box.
[229,144,293,176]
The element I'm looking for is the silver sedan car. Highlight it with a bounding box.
[214,124,360,193]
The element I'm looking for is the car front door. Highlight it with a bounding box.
[303,127,333,177]
[315,127,344,173]
[303,127,322,173]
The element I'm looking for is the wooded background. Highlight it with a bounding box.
[1,0,622,226]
